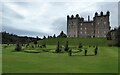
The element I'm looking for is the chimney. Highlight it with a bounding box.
[88,15,90,21]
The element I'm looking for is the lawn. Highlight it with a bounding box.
[2,38,118,73]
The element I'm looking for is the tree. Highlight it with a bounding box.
[68,49,72,56]
[15,42,22,51]
[57,31,67,38]
[42,41,46,48]
[47,36,50,39]
[49,36,52,38]
[26,43,29,48]
[60,31,64,35]
[64,41,69,51]
[94,46,98,55]
[106,32,112,40]
[43,36,46,39]
[1,31,36,44]
[84,49,87,56]
[34,40,37,47]
[36,36,39,40]
[78,42,82,48]
[110,26,120,47]
[53,34,56,38]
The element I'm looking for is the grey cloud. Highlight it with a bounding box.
[2,4,25,19]
[2,17,12,25]
[13,2,32,9]
[14,2,30,6]
[51,17,67,34]
[80,12,94,21]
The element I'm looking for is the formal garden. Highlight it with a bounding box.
[2,38,118,73]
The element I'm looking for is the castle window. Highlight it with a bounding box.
[98,22,100,25]
[104,31,106,34]
[98,31,99,34]
[81,32,82,34]
[91,32,93,34]
[104,22,106,24]
[81,23,83,26]
[81,28,82,30]
[91,23,93,25]
[85,27,86,30]
[85,31,86,34]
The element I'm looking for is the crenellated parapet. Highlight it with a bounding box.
[94,11,110,17]
[67,14,80,19]
[67,14,85,21]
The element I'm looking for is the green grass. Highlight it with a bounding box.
[39,38,108,46]
[2,44,118,73]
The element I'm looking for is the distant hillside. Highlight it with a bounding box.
[1,31,108,46]
[1,31,41,44]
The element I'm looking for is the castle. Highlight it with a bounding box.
[67,11,110,38]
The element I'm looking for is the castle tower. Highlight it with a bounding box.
[67,14,80,37]
[94,11,110,37]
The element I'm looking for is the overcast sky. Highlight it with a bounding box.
[0,0,119,38]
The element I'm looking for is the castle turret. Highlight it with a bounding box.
[76,14,80,18]
[100,11,103,16]
[106,11,110,16]
[95,12,98,16]
[67,15,69,19]
[71,15,74,18]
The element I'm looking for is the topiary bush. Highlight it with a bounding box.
[68,49,72,56]
[26,43,29,48]
[64,41,69,51]
[15,43,22,51]
[56,41,61,53]
[78,42,83,48]
[42,41,46,48]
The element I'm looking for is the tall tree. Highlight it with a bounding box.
[106,32,112,40]
[34,40,38,47]
[53,34,56,38]
[43,36,46,39]
[57,31,67,38]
